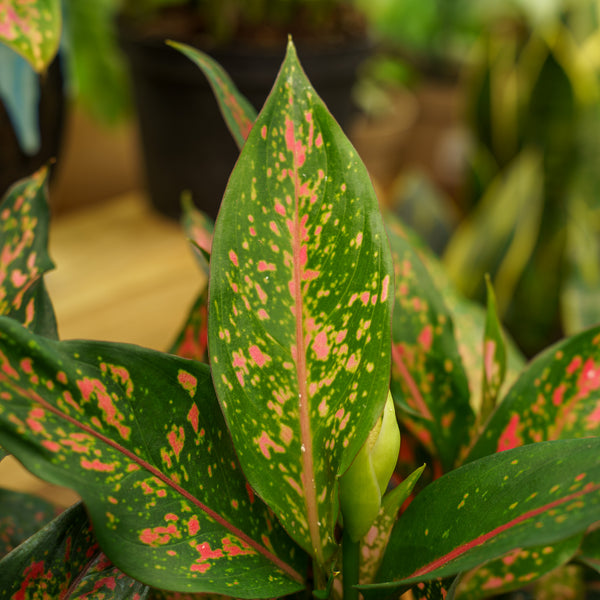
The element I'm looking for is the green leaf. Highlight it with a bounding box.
[0,317,306,597]
[0,167,57,339]
[181,195,214,276]
[361,438,600,597]
[578,528,600,574]
[454,534,583,600]
[385,212,474,471]
[468,325,600,462]
[480,276,507,421]
[169,287,209,364]
[443,150,544,316]
[0,488,59,558]
[0,501,150,599]
[170,41,257,150]
[208,40,393,564]
[359,465,425,585]
[0,0,62,72]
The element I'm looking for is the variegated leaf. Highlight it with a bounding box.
[208,40,393,564]
[361,438,600,598]
[385,212,474,471]
[480,276,507,421]
[0,167,57,339]
[181,195,214,276]
[170,41,257,150]
[0,488,59,558]
[170,287,209,364]
[0,0,61,72]
[0,500,151,599]
[468,325,600,462]
[0,317,306,597]
[359,465,425,585]
[454,534,583,600]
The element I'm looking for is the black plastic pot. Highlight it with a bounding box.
[119,30,371,220]
[0,58,64,197]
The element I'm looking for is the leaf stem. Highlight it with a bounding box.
[342,528,361,600]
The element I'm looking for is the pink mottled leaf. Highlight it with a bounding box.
[169,41,257,150]
[170,287,209,364]
[467,324,600,462]
[0,489,60,558]
[181,195,214,276]
[208,40,393,564]
[0,0,62,72]
[480,276,507,422]
[385,212,474,471]
[0,167,57,339]
[0,501,150,599]
[360,465,425,585]
[454,534,583,600]
[0,317,306,597]
[361,438,600,597]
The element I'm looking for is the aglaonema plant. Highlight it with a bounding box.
[0,39,599,600]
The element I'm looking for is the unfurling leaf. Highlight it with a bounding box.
[339,393,400,542]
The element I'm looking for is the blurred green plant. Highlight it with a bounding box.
[443,0,600,357]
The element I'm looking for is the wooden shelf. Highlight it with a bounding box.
[1,192,204,507]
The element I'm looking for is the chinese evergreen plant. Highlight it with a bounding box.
[0,38,599,600]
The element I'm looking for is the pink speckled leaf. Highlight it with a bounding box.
[454,534,583,600]
[467,324,600,462]
[170,41,257,150]
[385,212,474,471]
[0,167,57,339]
[359,465,425,585]
[361,438,600,597]
[480,277,507,422]
[0,0,61,72]
[170,287,209,364]
[0,501,150,599]
[0,318,306,597]
[0,489,59,558]
[181,195,214,276]
[208,40,393,564]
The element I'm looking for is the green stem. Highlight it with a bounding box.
[342,528,361,600]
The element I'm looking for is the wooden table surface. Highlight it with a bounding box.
[0,192,204,507]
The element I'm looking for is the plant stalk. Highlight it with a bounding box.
[342,528,361,600]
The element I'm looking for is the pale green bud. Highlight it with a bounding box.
[338,391,401,541]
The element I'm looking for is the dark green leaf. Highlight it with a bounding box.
[578,527,600,574]
[468,325,600,462]
[385,212,474,470]
[170,41,257,150]
[361,438,600,597]
[0,501,150,599]
[0,317,306,597]
[208,40,393,564]
[455,534,583,600]
[0,488,59,558]
[0,167,57,339]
